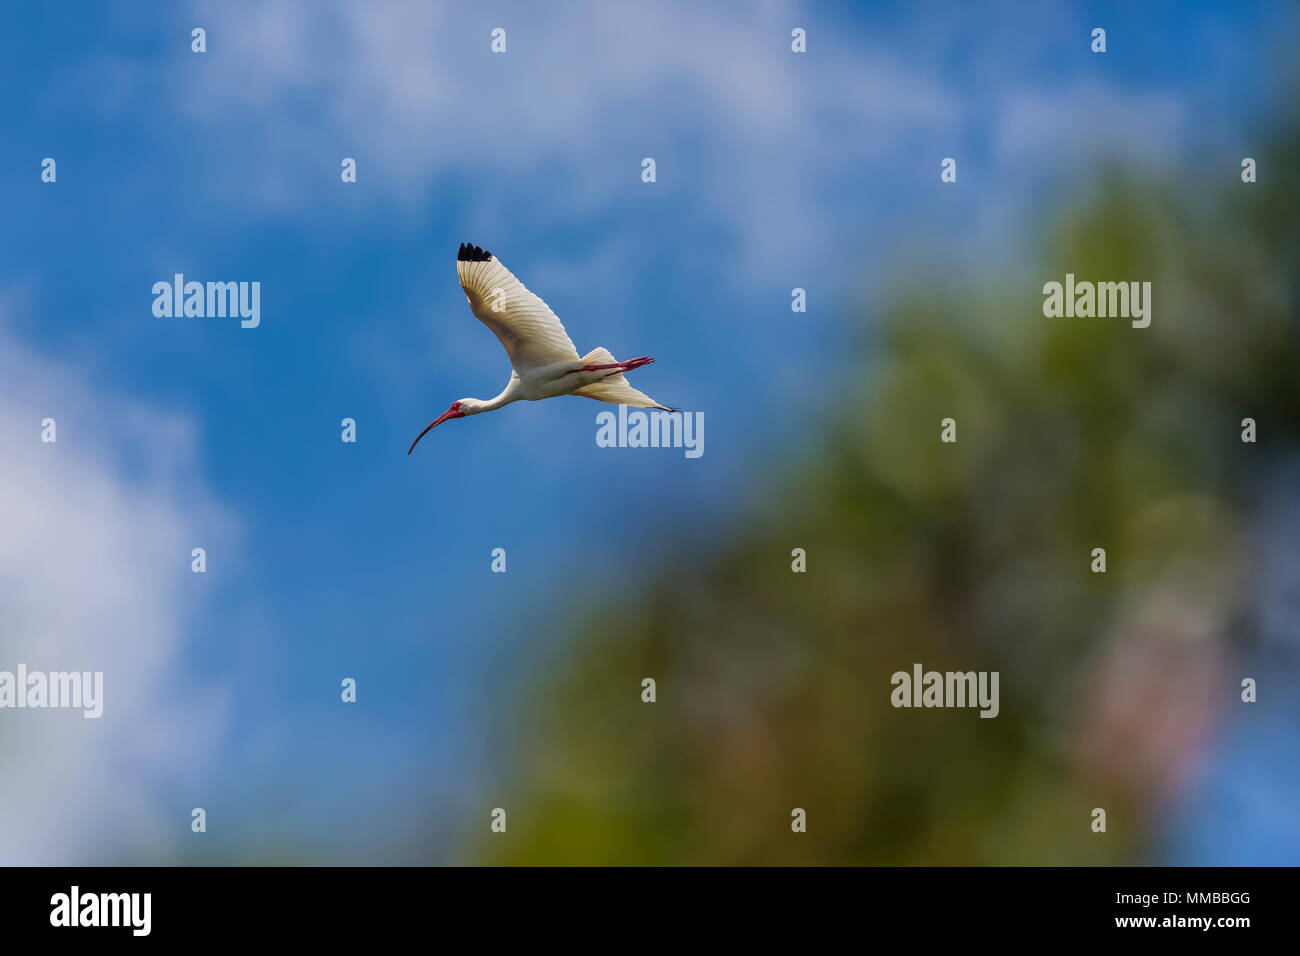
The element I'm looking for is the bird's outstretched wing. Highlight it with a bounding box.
[456,243,580,371]
[573,376,675,411]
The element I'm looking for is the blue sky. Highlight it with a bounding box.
[0,0,1293,862]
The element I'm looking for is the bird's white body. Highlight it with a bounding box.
[409,243,674,452]
[463,359,632,413]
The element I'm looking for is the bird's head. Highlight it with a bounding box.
[407,399,474,454]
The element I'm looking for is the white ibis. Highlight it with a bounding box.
[409,243,676,454]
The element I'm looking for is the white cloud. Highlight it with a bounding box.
[994,80,1188,170]
[175,0,959,278]
[0,314,234,864]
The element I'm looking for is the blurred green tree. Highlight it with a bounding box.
[477,100,1300,866]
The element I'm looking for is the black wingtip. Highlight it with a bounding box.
[457,242,493,262]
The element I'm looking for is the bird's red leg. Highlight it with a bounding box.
[570,356,655,374]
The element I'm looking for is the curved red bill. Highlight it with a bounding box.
[407,406,462,454]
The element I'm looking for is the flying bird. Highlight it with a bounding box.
[408,243,676,454]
